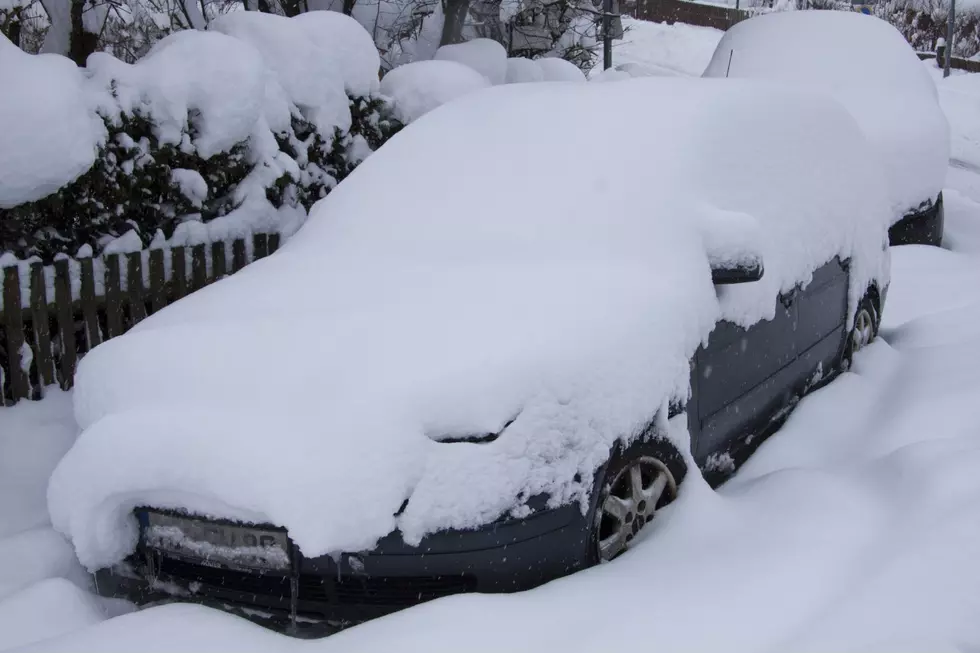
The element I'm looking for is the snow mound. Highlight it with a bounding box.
[380,60,491,123]
[590,18,723,79]
[704,10,949,221]
[86,30,269,159]
[505,57,545,83]
[537,57,587,82]
[0,35,104,208]
[50,79,890,569]
[0,578,106,650]
[434,38,508,84]
[209,11,351,136]
[291,10,381,97]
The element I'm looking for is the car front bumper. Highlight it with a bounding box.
[93,502,592,635]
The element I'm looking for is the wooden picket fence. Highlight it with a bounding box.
[0,232,281,406]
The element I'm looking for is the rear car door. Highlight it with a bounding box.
[792,257,849,386]
[691,289,800,465]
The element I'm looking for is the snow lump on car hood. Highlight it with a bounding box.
[49,78,891,570]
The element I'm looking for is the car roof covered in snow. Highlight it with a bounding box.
[703,10,949,220]
[52,78,891,569]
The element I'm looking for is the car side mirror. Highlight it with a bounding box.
[711,259,764,285]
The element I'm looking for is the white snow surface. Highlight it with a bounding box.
[291,10,381,97]
[0,35,104,208]
[86,30,271,159]
[704,10,949,221]
[505,57,545,84]
[434,38,508,85]
[48,78,890,571]
[535,56,586,82]
[208,11,352,137]
[380,60,491,123]
[590,17,723,79]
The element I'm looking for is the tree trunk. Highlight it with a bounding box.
[69,0,97,66]
[342,0,356,15]
[440,0,470,45]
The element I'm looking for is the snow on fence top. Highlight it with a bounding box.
[704,10,950,221]
[50,78,892,569]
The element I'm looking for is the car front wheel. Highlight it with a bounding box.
[843,295,879,369]
[589,437,686,563]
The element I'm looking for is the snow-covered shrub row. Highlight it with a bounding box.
[0,11,400,263]
[381,38,585,123]
[874,0,980,60]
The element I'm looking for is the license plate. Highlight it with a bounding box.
[142,511,291,572]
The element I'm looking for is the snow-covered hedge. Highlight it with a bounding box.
[0,12,401,263]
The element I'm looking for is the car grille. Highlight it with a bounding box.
[157,556,476,608]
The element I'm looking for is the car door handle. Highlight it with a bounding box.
[780,288,799,309]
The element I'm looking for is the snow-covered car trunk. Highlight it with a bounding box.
[703,11,950,246]
[49,80,891,603]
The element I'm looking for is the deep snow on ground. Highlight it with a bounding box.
[3,19,980,653]
[589,18,723,78]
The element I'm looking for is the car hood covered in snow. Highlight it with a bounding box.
[49,79,891,570]
[703,10,950,222]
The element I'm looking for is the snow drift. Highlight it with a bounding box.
[49,79,891,570]
[704,10,949,222]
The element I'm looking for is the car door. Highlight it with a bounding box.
[791,256,849,387]
[690,288,801,465]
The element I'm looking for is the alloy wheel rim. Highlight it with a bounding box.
[595,456,676,562]
[851,307,874,353]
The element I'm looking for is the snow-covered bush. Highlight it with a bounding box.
[873,0,980,59]
[0,13,401,263]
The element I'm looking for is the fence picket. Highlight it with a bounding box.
[172,246,188,301]
[127,253,148,325]
[80,257,102,351]
[232,238,247,273]
[105,254,124,338]
[53,259,76,390]
[3,266,29,402]
[148,249,166,314]
[29,263,54,390]
[191,245,207,291]
[212,242,227,281]
[254,233,269,260]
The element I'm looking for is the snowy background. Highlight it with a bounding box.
[2,16,980,653]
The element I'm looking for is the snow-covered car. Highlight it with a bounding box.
[48,78,892,634]
[703,10,950,247]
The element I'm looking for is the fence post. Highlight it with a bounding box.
[29,263,55,391]
[3,266,30,402]
[80,257,102,351]
[53,259,76,390]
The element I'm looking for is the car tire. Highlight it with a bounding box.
[843,294,879,370]
[587,434,687,565]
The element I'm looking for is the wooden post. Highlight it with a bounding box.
[191,244,207,290]
[3,266,29,402]
[212,241,227,281]
[29,263,55,390]
[80,257,102,351]
[127,253,148,325]
[148,249,166,315]
[269,233,281,254]
[172,246,188,301]
[254,233,269,260]
[232,238,247,273]
[105,254,124,338]
[53,259,76,390]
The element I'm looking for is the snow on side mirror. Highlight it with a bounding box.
[699,208,766,285]
[711,259,764,285]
